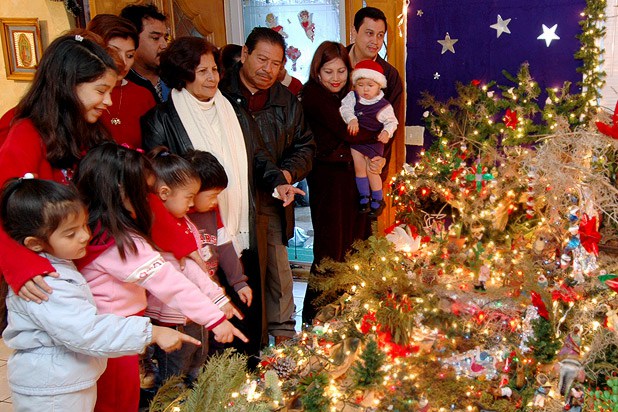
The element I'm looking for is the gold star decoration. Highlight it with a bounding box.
[437,32,458,54]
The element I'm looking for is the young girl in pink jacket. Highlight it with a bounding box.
[74,143,248,412]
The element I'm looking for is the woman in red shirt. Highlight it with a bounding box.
[0,33,117,301]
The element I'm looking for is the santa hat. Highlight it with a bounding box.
[352,60,387,89]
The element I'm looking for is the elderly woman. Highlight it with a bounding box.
[87,14,156,148]
[141,36,293,355]
[301,41,383,323]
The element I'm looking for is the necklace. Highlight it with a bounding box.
[108,82,124,126]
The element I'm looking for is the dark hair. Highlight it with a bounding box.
[119,4,166,34]
[148,146,199,189]
[76,142,153,260]
[245,27,285,56]
[159,36,219,91]
[87,14,139,50]
[1,178,84,245]
[353,6,388,32]
[309,41,352,90]
[182,150,228,191]
[14,33,116,170]
[220,43,242,75]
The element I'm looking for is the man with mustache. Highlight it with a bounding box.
[219,27,315,351]
[120,4,170,103]
[347,6,403,181]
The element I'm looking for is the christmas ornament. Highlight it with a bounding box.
[490,15,512,38]
[265,13,288,38]
[465,160,494,192]
[433,72,441,79]
[437,32,458,54]
[285,46,301,71]
[537,24,560,47]
[298,10,315,42]
[417,9,424,16]
[596,101,618,139]
[530,291,549,319]
[578,213,601,256]
[503,108,518,129]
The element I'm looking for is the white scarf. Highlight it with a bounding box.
[172,88,249,254]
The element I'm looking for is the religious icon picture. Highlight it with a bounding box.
[0,18,43,81]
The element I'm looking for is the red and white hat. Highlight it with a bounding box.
[351,59,387,89]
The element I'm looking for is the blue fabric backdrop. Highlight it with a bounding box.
[405,0,587,159]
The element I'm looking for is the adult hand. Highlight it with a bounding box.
[237,286,253,307]
[368,156,386,175]
[18,273,59,303]
[275,184,305,207]
[212,320,249,343]
[151,325,201,352]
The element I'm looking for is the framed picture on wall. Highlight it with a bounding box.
[0,18,43,81]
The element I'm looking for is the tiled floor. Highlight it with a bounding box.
[0,279,309,412]
[0,339,12,411]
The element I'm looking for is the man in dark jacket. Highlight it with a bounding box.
[219,27,315,347]
[347,6,404,181]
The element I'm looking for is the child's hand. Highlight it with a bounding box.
[221,302,245,320]
[151,325,201,353]
[377,130,390,144]
[212,320,249,343]
[347,119,359,136]
[179,250,208,273]
[18,272,59,303]
[237,286,253,307]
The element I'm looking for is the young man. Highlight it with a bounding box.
[348,6,404,181]
[120,4,170,103]
[219,27,315,350]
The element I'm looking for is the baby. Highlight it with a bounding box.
[340,59,398,217]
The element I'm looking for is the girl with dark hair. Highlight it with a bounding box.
[0,177,198,412]
[146,147,245,385]
[74,143,247,412]
[301,41,381,323]
[0,33,117,306]
[87,14,157,147]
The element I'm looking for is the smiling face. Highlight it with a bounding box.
[354,78,381,100]
[136,17,168,71]
[318,57,348,93]
[240,40,284,93]
[185,53,220,102]
[107,36,136,81]
[45,207,91,260]
[159,179,200,219]
[353,18,386,61]
[75,69,117,123]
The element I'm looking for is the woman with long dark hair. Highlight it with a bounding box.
[0,33,117,302]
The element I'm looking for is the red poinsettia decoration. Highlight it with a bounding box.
[551,284,581,303]
[471,79,481,87]
[579,213,601,256]
[530,291,549,319]
[503,109,518,130]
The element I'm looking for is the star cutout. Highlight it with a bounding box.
[417,9,424,16]
[537,24,560,47]
[490,15,511,38]
[437,32,458,54]
[433,72,440,80]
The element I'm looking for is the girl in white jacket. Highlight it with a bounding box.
[0,177,199,412]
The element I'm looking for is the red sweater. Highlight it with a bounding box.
[0,119,62,292]
[100,80,156,148]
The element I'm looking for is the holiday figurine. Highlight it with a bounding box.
[474,264,490,291]
[533,374,551,408]
[298,10,315,41]
[265,13,288,38]
[564,383,584,412]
